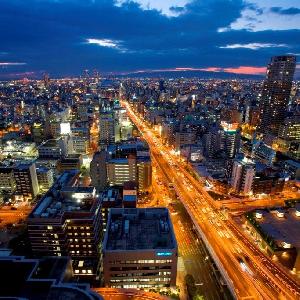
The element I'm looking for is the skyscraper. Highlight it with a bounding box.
[99,112,115,149]
[259,55,296,135]
[220,121,240,158]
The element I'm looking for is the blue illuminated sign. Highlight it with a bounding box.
[156,252,172,256]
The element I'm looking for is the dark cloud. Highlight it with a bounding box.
[169,6,185,13]
[270,7,300,15]
[0,0,299,79]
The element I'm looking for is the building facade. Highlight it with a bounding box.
[13,162,39,201]
[231,158,255,194]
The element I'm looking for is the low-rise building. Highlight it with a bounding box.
[57,154,83,173]
[38,139,63,159]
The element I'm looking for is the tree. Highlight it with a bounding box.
[185,274,197,299]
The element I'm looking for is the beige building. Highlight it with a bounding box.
[107,157,136,186]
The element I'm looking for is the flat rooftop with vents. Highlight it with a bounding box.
[104,207,176,251]
[29,170,96,220]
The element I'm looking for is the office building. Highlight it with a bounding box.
[58,135,74,157]
[253,141,276,165]
[107,156,137,186]
[103,208,178,288]
[203,126,223,158]
[137,157,152,193]
[36,166,54,193]
[31,122,45,144]
[38,139,63,159]
[284,160,300,180]
[220,121,240,158]
[278,116,300,141]
[28,170,102,278]
[259,55,296,135]
[100,188,122,233]
[231,158,255,194]
[73,136,89,154]
[174,131,196,152]
[90,150,108,192]
[252,175,285,195]
[99,112,115,148]
[276,116,300,159]
[0,166,16,193]
[57,154,83,173]
[14,162,39,201]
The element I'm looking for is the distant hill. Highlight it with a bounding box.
[115,69,265,80]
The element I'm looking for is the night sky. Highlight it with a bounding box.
[0,0,299,79]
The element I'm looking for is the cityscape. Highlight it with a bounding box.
[0,1,300,300]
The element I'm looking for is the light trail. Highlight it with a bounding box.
[121,99,300,300]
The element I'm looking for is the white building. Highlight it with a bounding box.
[231,158,255,194]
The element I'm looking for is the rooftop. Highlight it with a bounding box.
[30,171,97,219]
[104,208,177,251]
[257,208,300,249]
[0,256,103,300]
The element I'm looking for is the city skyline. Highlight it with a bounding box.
[0,0,300,79]
[0,1,300,300]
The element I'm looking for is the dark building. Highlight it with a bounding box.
[57,154,83,173]
[252,175,285,195]
[0,255,103,300]
[90,150,108,192]
[13,162,39,201]
[259,55,296,135]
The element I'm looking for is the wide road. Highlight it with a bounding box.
[93,287,169,300]
[0,206,32,228]
[122,100,300,300]
[141,165,232,300]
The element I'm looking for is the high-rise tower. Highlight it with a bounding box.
[259,55,296,135]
